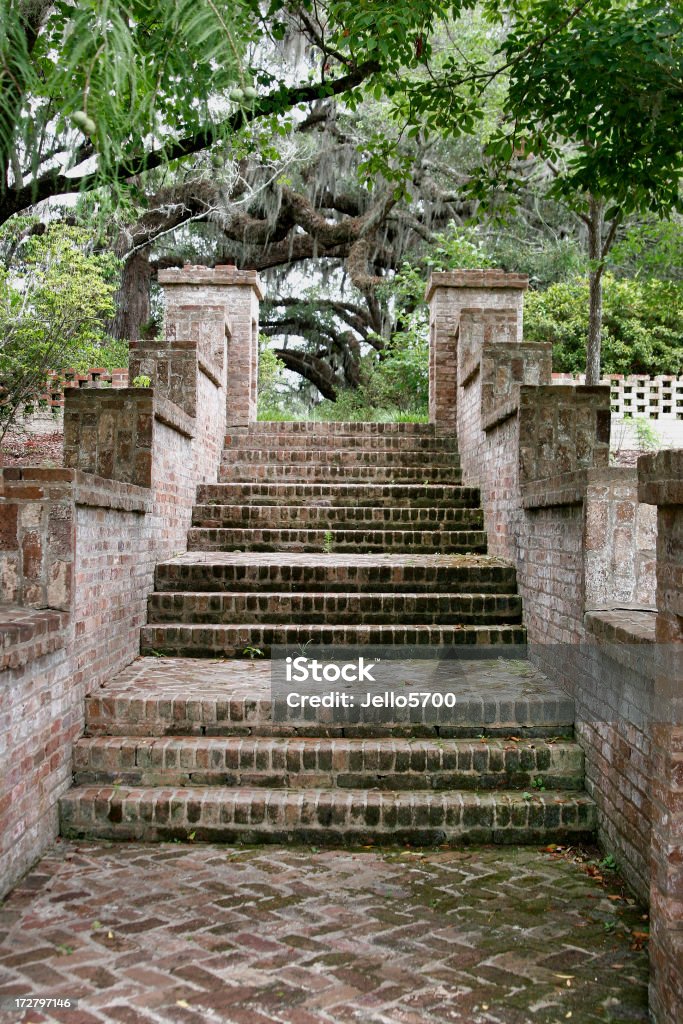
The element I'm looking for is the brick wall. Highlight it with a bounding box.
[428,274,681,1023]
[157,265,262,427]
[584,469,657,610]
[0,267,247,897]
[426,271,527,430]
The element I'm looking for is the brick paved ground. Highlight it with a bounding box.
[0,842,648,1024]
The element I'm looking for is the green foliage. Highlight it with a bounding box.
[524,275,683,376]
[0,224,121,440]
[482,0,683,215]
[1,0,257,209]
[609,215,683,281]
[257,336,290,418]
[131,375,151,388]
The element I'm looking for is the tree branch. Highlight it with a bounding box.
[1,61,380,223]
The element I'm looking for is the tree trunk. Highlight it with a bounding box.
[586,196,604,386]
[111,248,152,341]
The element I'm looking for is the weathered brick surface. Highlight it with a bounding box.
[81,657,577,739]
[158,264,262,426]
[154,551,518,594]
[192,502,483,529]
[585,468,657,610]
[73,734,583,790]
[518,385,611,507]
[0,468,75,610]
[0,842,649,1024]
[198,481,481,508]
[146,590,522,626]
[60,785,597,845]
[140,621,527,657]
[186,524,487,554]
[426,272,527,429]
[481,341,552,431]
[426,278,681,1024]
[636,451,683,1024]
[1,270,238,898]
[63,389,157,486]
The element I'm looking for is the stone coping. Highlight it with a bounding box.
[520,470,589,509]
[153,393,195,439]
[584,609,657,646]
[425,270,529,301]
[1,467,151,513]
[158,265,264,300]
[0,603,69,672]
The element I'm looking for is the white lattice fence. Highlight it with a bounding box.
[552,374,683,420]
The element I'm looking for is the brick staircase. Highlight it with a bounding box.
[60,422,596,845]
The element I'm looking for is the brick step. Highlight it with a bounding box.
[196,483,480,509]
[84,658,574,739]
[73,736,585,791]
[140,622,527,658]
[224,432,460,453]
[59,786,597,845]
[186,527,487,554]
[191,505,484,530]
[220,448,461,468]
[147,592,522,626]
[154,553,518,594]
[219,465,463,483]
[231,422,445,435]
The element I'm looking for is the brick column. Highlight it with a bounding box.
[638,450,683,1024]
[157,265,263,426]
[425,270,528,429]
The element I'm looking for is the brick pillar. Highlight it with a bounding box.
[425,270,528,429]
[157,265,263,426]
[638,450,683,1024]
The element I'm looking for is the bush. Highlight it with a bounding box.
[0,223,121,441]
[524,274,683,375]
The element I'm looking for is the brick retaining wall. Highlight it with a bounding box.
[0,267,256,896]
[428,275,682,1024]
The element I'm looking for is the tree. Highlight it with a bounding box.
[0,223,120,444]
[477,0,683,381]
[0,0,472,225]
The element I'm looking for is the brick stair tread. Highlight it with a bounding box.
[59,785,597,844]
[228,422,445,434]
[84,657,574,736]
[146,591,522,625]
[191,506,484,527]
[224,437,460,452]
[154,552,517,595]
[196,484,480,508]
[220,467,463,482]
[73,735,584,791]
[140,622,527,656]
[186,527,488,553]
[221,460,461,469]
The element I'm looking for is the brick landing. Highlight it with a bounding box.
[0,841,648,1024]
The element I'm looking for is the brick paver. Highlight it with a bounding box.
[0,842,648,1024]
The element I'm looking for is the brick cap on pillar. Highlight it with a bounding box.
[425,269,529,302]
[158,264,264,300]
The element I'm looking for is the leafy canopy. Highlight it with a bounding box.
[0,223,121,439]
